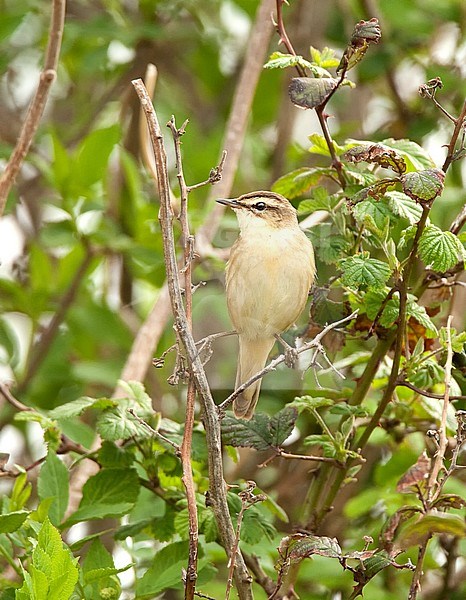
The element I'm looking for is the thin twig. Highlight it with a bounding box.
[218,311,358,414]
[0,0,66,215]
[396,379,466,402]
[127,408,181,454]
[408,535,431,600]
[0,382,30,412]
[443,98,466,174]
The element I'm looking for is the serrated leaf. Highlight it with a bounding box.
[64,468,140,526]
[37,451,69,526]
[16,519,78,600]
[0,510,29,534]
[272,167,333,199]
[340,253,391,290]
[48,396,115,419]
[401,169,445,203]
[385,191,423,224]
[199,508,218,542]
[221,407,298,451]
[137,541,189,596]
[352,198,392,230]
[406,299,438,337]
[96,408,147,441]
[241,506,276,545]
[418,225,464,272]
[310,46,340,68]
[289,77,338,110]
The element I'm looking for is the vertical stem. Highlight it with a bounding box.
[408,537,430,600]
[169,117,198,600]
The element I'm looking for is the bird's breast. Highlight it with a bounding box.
[226,227,315,339]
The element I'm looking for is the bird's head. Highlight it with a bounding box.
[216,191,298,231]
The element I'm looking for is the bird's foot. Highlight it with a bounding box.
[275,334,298,368]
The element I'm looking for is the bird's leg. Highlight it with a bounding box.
[275,334,298,368]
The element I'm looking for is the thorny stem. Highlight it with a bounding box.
[442,98,466,173]
[132,79,253,600]
[0,0,66,215]
[408,536,431,600]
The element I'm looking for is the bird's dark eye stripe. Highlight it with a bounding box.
[254,202,266,211]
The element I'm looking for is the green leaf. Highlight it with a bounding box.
[221,406,298,451]
[385,191,423,224]
[37,451,69,526]
[16,518,78,600]
[96,408,147,441]
[310,46,340,68]
[199,508,219,543]
[137,541,189,597]
[340,253,391,290]
[398,513,466,549]
[241,506,276,545]
[308,133,347,157]
[75,125,120,190]
[48,396,114,419]
[272,167,333,199]
[65,468,140,525]
[289,77,339,110]
[82,539,125,597]
[418,225,464,272]
[352,198,392,230]
[0,510,29,534]
[264,51,331,77]
[406,298,438,337]
[401,169,445,203]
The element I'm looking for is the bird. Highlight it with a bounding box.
[217,191,315,419]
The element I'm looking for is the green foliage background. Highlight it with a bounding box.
[0,1,465,599]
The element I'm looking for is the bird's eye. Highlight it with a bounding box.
[254,201,266,211]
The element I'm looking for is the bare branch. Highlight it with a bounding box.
[167,115,199,600]
[0,0,66,215]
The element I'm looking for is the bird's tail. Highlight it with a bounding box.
[234,336,275,420]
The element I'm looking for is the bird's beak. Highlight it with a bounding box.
[216,198,239,208]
